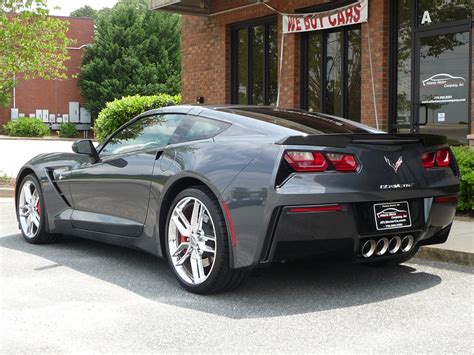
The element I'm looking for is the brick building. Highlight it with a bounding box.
[151,0,473,145]
[0,16,95,131]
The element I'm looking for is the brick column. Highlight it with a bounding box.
[360,0,390,131]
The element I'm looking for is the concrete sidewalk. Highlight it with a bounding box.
[417,218,474,266]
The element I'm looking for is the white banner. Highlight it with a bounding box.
[282,0,368,34]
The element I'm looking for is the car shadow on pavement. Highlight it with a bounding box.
[1,234,444,319]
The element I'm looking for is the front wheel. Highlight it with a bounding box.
[165,187,247,294]
[17,174,58,244]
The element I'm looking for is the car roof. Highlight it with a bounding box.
[142,105,381,136]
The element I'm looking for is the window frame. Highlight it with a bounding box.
[230,15,278,106]
[300,24,361,121]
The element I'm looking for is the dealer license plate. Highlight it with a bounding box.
[373,201,412,231]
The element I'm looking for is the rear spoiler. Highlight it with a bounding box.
[277,134,447,148]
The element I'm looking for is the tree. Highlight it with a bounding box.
[78,0,181,118]
[0,0,72,106]
[70,5,98,19]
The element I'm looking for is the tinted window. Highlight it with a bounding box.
[304,26,361,122]
[418,0,471,25]
[232,18,278,106]
[170,116,230,144]
[227,108,368,134]
[100,114,184,156]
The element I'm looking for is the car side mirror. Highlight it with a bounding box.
[72,139,99,163]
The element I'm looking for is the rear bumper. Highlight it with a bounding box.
[259,197,456,264]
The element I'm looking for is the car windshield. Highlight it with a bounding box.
[219,107,370,134]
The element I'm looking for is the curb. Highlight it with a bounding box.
[416,247,473,267]
[0,188,14,198]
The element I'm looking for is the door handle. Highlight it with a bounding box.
[155,150,163,160]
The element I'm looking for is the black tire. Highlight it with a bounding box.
[367,246,420,267]
[165,186,247,294]
[17,174,58,244]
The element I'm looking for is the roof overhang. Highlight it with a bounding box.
[148,0,210,16]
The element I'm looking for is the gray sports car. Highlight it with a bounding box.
[15,106,460,293]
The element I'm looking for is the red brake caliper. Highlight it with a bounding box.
[36,200,41,216]
[179,234,187,254]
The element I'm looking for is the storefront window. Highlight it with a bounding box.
[307,32,322,112]
[231,18,278,106]
[395,0,412,125]
[347,28,361,121]
[325,31,343,116]
[303,26,361,122]
[418,0,471,25]
[237,29,248,105]
[419,31,470,144]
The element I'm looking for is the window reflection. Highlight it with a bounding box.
[252,25,264,105]
[101,115,184,156]
[237,29,248,105]
[347,28,361,122]
[307,32,322,112]
[325,31,343,117]
[418,0,471,25]
[268,24,278,106]
[233,20,278,105]
[305,26,360,121]
[396,0,412,125]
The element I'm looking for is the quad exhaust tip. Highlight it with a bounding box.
[388,236,402,254]
[361,240,376,258]
[401,235,414,253]
[361,235,414,258]
[376,238,389,256]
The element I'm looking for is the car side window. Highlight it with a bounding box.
[100,114,185,157]
[170,115,230,144]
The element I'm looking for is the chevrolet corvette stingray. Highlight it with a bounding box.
[15,106,460,293]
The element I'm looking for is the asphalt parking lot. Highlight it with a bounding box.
[1,197,473,353]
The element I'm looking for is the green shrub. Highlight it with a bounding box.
[451,146,474,212]
[58,123,79,138]
[94,94,181,142]
[3,117,49,137]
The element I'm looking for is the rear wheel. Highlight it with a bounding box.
[17,174,58,244]
[165,187,247,294]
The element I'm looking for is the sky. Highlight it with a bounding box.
[47,0,119,16]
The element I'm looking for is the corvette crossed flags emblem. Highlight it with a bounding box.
[384,156,403,173]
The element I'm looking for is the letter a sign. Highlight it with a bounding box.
[421,10,432,25]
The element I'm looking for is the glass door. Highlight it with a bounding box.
[415,28,470,144]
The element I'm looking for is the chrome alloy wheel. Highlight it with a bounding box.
[18,181,41,239]
[168,197,217,285]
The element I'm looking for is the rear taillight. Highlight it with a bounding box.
[326,153,358,172]
[421,149,451,169]
[284,151,358,173]
[284,151,328,172]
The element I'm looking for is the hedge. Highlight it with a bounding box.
[94,94,181,142]
[3,117,49,137]
[58,123,79,138]
[451,146,474,212]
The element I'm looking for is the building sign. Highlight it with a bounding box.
[282,0,368,34]
[421,73,467,104]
